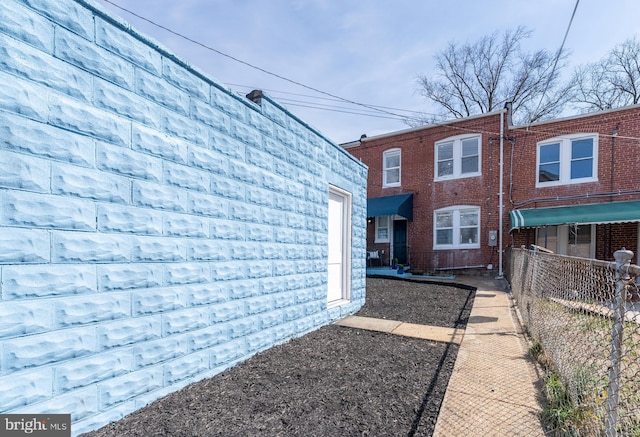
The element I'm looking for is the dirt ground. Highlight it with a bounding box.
[82,278,475,437]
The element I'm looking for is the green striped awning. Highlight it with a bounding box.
[510,200,640,231]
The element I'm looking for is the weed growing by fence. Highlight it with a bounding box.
[509,248,640,436]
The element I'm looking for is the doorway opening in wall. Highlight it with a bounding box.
[373,215,408,266]
[327,186,352,306]
[393,220,408,265]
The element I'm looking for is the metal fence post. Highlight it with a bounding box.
[605,248,633,437]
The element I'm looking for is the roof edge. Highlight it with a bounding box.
[352,109,507,144]
[510,103,640,130]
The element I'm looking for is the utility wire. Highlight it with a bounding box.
[278,101,418,121]
[227,86,428,120]
[225,83,432,116]
[100,0,416,123]
[529,0,580,123]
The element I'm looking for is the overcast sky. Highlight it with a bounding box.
[95,0,640,144]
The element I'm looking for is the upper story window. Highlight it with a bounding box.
[434,206,480,249]
[537,134,598,187]
[435,135,481,181]
[383,148,401,187]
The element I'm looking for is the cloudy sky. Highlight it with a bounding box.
[95,0,640,144]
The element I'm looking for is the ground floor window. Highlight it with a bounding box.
[434,206,480,249]
[375,216,389,242]
[535,224,594,258]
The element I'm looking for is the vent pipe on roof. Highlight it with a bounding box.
[246,89,263,103]
[504,101,513,127]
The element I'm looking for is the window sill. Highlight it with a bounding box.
[535,177,598,188]
[433,245,481,250]
[328,298,351,308]
[434,173,481,182]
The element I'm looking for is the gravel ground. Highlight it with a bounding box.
[82,278,475,437]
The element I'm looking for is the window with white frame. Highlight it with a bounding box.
[435,135,481,180]
[375,216,390,242]
[537,134,598,186]
[434,206,480,249]
[383,148,401,187]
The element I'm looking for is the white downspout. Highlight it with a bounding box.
[498,110,504,278]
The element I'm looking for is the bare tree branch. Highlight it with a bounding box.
[414,27,572,125]
[572,36,640,111]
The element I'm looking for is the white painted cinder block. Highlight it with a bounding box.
[0,370,53,410]
[132,122,188,164]
[0,0,366,434]
[161,307,209,336]
[97,204,163,235]
[162,351,209,385]
[52,162,130,204]
[132,336,188,369]
[0,150,50,193]
[131,236,187,262]
[3,328,96,372]
[132,180,187,212]
[98,368,163,410]
[54,352,133,393]
[53,232,131,263]
[1,264,96,299]
[97,317,162,351]
[1,190,95,231]
[187,325,228,352]
[54,292,131,327]
[0,300,52,338]
[34,387,99,422]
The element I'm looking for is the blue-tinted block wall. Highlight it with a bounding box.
[0,0,367,434]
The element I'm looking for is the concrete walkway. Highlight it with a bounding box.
[433,276,546,436]
[335,315,464,345]
[347,275,546,436]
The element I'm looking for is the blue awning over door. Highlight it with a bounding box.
[367,193,413,220]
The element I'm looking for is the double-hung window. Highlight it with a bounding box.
[383,148,401,187]
[537,134,598,186]
[435,135,481,180]
[375,216,390,243]
[434,206,480,249]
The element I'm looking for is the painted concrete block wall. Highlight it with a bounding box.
[0,0,367,434]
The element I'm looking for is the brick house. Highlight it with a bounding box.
[508,105,640,264]
[343,104,640,273]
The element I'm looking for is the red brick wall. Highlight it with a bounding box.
[509,106,640,263]
[347,105,640,272]
[509,106,640,209]
[348,112,506,271]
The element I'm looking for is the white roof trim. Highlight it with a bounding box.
[356,109,506,143]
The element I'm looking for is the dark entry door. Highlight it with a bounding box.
[393,220,407,264]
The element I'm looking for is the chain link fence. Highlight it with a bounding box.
[508,247,640,436]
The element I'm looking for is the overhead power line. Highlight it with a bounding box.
[225,83,430,122]
[530,0,580,123]
[100,0,420,124]
[225,83,430,115]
